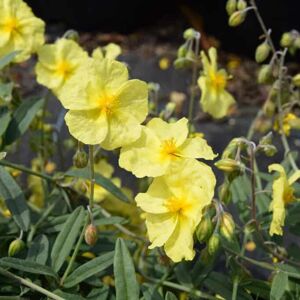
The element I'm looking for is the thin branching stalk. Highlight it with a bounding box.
[89,145,95,210]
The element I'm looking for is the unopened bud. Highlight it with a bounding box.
[262,98,275,116]
[255,42,271,63]
[220,213,235,240]
[222,138,240,159]
[226,0,237,16]
[177,45,188,58]
[215,158,242,173]
[228,10,246,27]
[218,182,232,204]
[292,74,300,87]
[259,132,273,145]
[183,28,198,40]
[262,144,277,157]
[294,37,300,49]
[257,65,273,84]
[84,224,98,246]
[208,234,220,255]
[237,0,247,10]
[63,29,79,42]
[280,32,293,48]
[73,149,88,169]
[173,58,192,69]
[8,239,25,257]
[196,215,213,242]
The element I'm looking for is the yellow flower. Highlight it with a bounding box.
[35,38,88,94]
[268,164,300,236]
[273,113,300,136]
[198,47,235,119]
[92,43,121,60]
[61,58,148,148]
[119,117,216,178]
[135,159,216,262]
[0,0,45,62]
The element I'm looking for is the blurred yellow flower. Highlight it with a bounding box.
[159,57,170,70]
[135,159,216,262]
[0,0,45,62]
[92,43,121,61]
[268,164,300,236]
[119,117,216,178]
[0,197,11,218]
[62,58,148,148]
[273,113,300,136]
[35,38,88,94]
[198,47,235,119]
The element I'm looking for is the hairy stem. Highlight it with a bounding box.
[89,145,95,210]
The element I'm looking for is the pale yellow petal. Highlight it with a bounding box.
[164,216,195,262]
[178,136,217,160]
[135,193,169,214]
[288,170,300,185]
[65,110,108,145]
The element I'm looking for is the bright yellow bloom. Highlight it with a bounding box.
[273,113,300,136]
[268,164,300,236]
[119,117,216,178]
[198,47,235,119]
[61,58,148,148]
[35,38,88,94]
[92,43,121,60]
[136,159,216,262]
[0,0,45,62]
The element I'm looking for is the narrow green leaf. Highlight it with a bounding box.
[0,82,13,103]
[0,257,57,279]
[53,290,87,300]
[65,168,129,203]
[165,291,177,300]
[0,106,11,137]
[87,286,109,300]
[0,51,19,69]
[114,238,139,300]
[0,166,30,231]
[3,97,45,145]
[51,206,85,272]
[270,271,288,300]
[63,251,114,288]
[27,234,49,265]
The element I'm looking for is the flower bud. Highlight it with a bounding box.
[208,234,220,255]
[257,65,273,84]
[262,98,275,116]
[226,0,237,16]
[294,37,300,49]
[259,132,273,145]
[292,74,300,87]
[177,45,188,58]
[196,215,213,242]
[183,28,198,40]
[63,29,79,42]
[173,58,192,69]
[222,138,240,159]
[215,158,242,173]
[8,239,25,257]
[220,213,235,240]
[280,32,293,48]
[228,10,246,27]
[262,145,277,157]
[218,182,232,204]
[73,149,88,169]
[255,42,271,63]
[85,224,98,246]
[237,0,247,10]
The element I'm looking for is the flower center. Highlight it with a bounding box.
[160,138,178,160]
[210,72,226,90]
[56,60,73,80]
[98,94,117,115]
[284,186,295,205]
[165,196,191,215]
[4,17,19,34]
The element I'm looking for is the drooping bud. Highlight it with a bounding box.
[208,234,220,255]
[73,149,88,169]
[280,32,293,48]
[257,65,273,84]
[222,138,241,159]
[237,0,247,10]
[173,58,192,69]
[292,74,300,87]
[8,239,25,257]
[215,158,242,173]
[220,213,235,240]
[84,224,98,246]
[218,182,232,204]
[259,132,278,156]
[183,28,198,40]
[262,97,275,116]
[196,215,213,242]
[228,10,246,27]
[63,29,80,42]
[177,44,188,58]
[255,42,271,63]
[226,0,237,16]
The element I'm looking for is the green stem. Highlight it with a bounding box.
[60,215,89,286]
[232,277,239,300]
[0,267,64,300]
[188,36,200,131]
[89,145,95,210]
[0,160,54,182]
